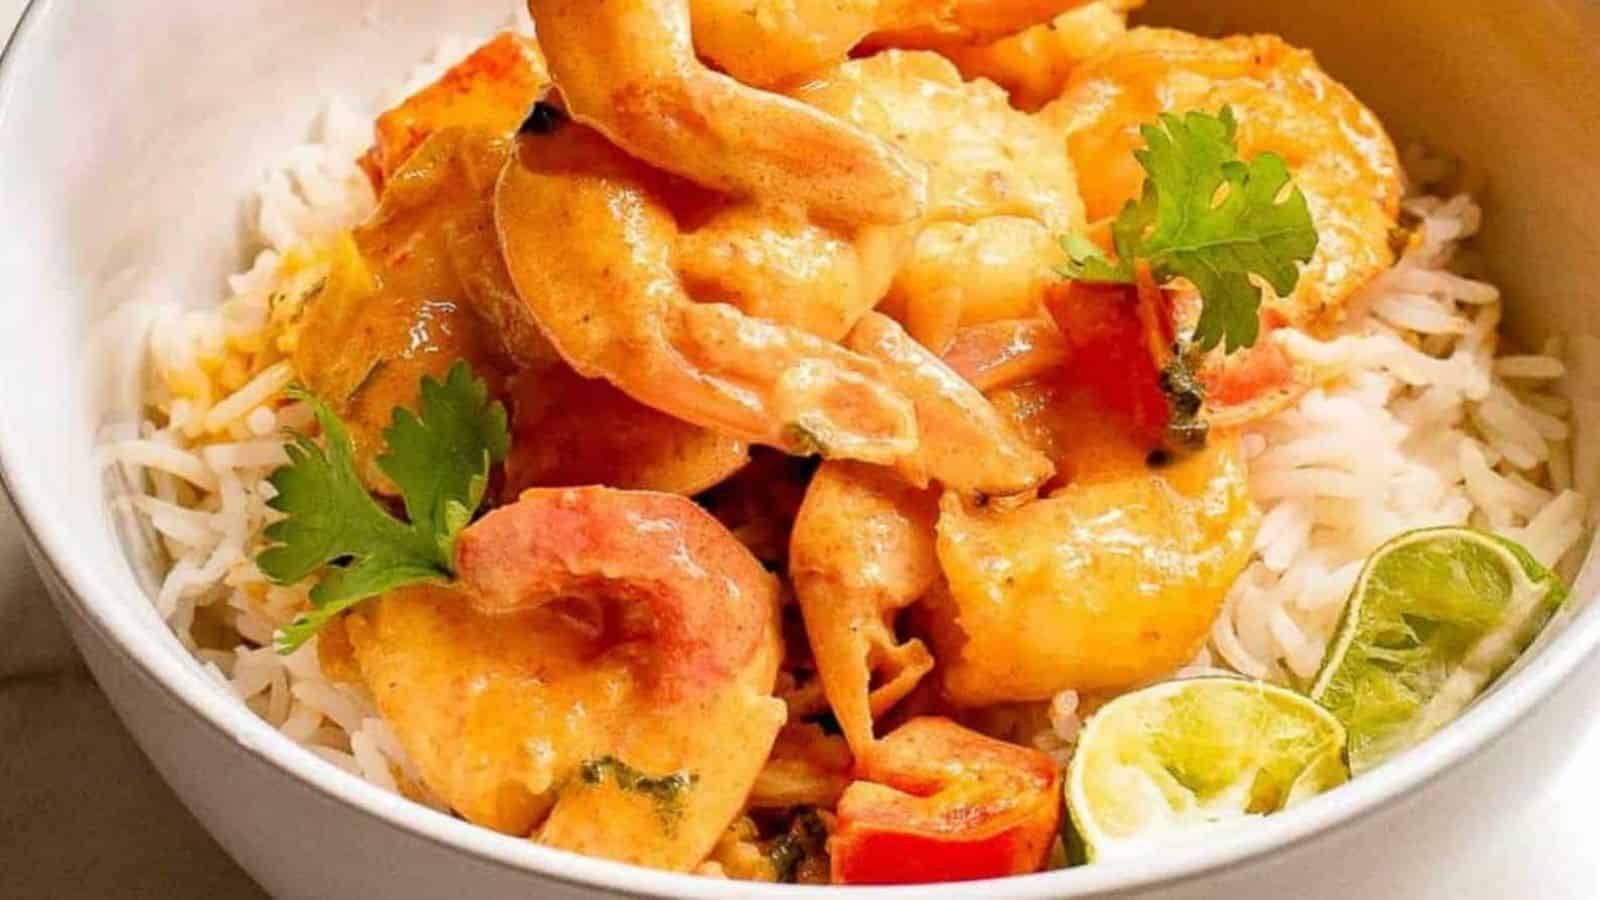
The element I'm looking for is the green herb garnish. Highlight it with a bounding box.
[578,756,698,822]
[260,360,509,653]
[765,807,829,883]
[1060,106,1319,352]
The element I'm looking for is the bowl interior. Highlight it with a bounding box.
[1,0,1598,896]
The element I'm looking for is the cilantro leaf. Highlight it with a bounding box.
[1057,232,1131,283]
[377,361,510,560]
[1062,106,1319,352]
[259,361,509,653]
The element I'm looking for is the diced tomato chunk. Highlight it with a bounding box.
[1045,281,1169,447]
[360,32,548,191]
[831,718,1061,885]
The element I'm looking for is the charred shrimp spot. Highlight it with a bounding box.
[520,100,567,136]
[813,712,844,737]
[1159,367,1205,419]
[1158,343,1210,452]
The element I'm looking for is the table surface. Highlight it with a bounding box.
[1,2,1598,898]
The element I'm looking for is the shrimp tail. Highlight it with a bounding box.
[791,462,941,755]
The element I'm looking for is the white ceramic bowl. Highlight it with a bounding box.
[3,1,1600,897]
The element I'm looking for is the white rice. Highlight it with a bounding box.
[107,46,1591,797]
[101,46,486,798]
[1032,187,1592,756]
[1206,194,1590,687]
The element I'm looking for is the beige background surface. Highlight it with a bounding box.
[0,486,264,898]
[0,2,1596,898]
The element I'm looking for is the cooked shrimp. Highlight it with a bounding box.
[502,364,749,498]
[498,117,1052,495]
[788,319,1053,752]
[796,51,1082,229]
[885,219,1065,351]
[676,203,910,342]
[929,419,1259,705]
[748,722,854,810]
[353,129,554,371]
[496,119,920,464]
[940,318,1069,394]
[939,0,1139,111]
[790,461,941,755]
[293,129,537,491]
[690,0,1094,88]
[794,51,1084,351]
[844,312,1054,496]
[342,55,758,496]
[1049,29,1404,333]
[527,0,927,226]
[348,488,786,870]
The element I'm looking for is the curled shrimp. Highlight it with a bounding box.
[496,116,1052,496]
[788,324,1054,755]
[496,118,918,464]
[1049,28,1404,334]
[527,0,927,226]
[790,461,941,755]
[793,50,1085,352]
[346,488,786,870]
[929,401,1260,705]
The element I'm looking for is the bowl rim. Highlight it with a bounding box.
[3,0,1600,896]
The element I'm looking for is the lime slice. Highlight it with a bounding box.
[1309,527,1568,774]
[1066,677,1348,862]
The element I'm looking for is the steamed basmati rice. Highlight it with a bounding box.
[106,48,1592,793]
[102,46,488,800]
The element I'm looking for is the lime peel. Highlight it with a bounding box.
[1066,677,1348,863]
[1308,527,1567,774]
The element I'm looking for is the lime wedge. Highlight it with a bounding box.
[1066,677,1348,862]
[1309,527,1568,774]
